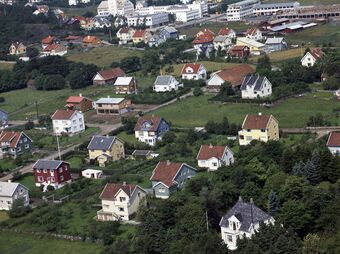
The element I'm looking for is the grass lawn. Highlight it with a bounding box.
[153,92,340,128]
[0,158,17,172]
[0,62,15,70]
[0,231,102,254]
[67,46,144,68]
[250,48,305,64]
[118,131,141,145]
[0,211,9,222]
[68,156,84,169]
[135,76,154,89]
[17,174,36,190]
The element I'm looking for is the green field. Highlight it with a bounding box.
[67,46,144,68]
[250,48,305,64]
[0,232,102,254]
[0,62,15,70]
[0,211,9,222]
[153,91,340,128]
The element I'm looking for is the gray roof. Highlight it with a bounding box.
[241,74,266,91]
[220,200,272,232]
[161,26,178,34]
[265,37,285,44]
[87,135,117,150]
[33,160,66,170]
[255,2,298,9]
[154,75,176,86]
[214,35,229,43]
[0,182,28,197]
[94,97,125,104]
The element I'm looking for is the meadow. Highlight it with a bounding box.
[249,48,305,64]
[0,62,15,70]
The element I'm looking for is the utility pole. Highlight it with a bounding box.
[206,210,209,232]
[35,100,39,120]
[56,135,61,160]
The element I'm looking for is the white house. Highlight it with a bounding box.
[97,182,146,221]
[116,27,136,44]
[326,132,340,155]
[301,48,323,67]
[0,181,29,211]
[42,44,67,57]
[213,35,232,51]
[246,27,263,41]
[127,13,169,28]
[81,169,103,179]
[240,74,272,99]
[181,63,207,80]
[51,110,85,136]
[153,75,182,92]
[220,197,275,250]
[196,144,234,171]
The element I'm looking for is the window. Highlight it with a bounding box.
[24,138,27,142]
[261,129,266,132]
[59,168,62,173]
[239,135,244,140]
[38,176,43,182]
[119,207,124,212]
[17,147,21,152]
[212,162,218,167]
[51,177,55,182]
[60,175,64,181]
[43,169,47,173]
[227,235,233,242]
[119,197,126,202]
[159,188,166,193]
[25,144,29,149]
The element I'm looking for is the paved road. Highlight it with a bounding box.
[0,123,122,182]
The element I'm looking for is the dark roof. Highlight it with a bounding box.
[97,67,125,81]
[240,74,266,91]
[242,114,272,129]
[327,132,340,147]
[87,135,118,150]
[33,160,67,170]
[0,131,31,148]
[99,183,137,200]
[219,200,272,232]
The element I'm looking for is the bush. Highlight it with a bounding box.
[193,87,203,96]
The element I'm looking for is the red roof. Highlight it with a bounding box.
[64,35,81,40]
[51,110,77,120]
[43,44,63,52]
[242,114,272,129]
[100,183,137,200]
[0,131,28,148]
[246,27,258,36]
[197,145,227,160]
[310,48,323,59]
[134,116,162,132]
[196,28,215,38]
[66,96,88,103]
[216,64,255,87]
[218,28,233,36]
[97,67,125,81]
[118,27,131,34]
[41,35,55,44]
[150,161,183,187]
[327,132,340,147]
[133,29,146,38]
[83,35,100,44]
[181,63,202,75]
[192,35,214,44]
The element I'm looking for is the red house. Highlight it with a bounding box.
[227,45,250,59]
[33,160,71,191]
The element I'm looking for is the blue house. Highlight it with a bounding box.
[159,26,179,40]
[0,109,8,129]
[265,37,287,52]
[150,161,196,199]
[134,116,170,146]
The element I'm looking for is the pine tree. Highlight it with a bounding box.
[304,159,321,185]
[292,161,305,177]
[268,190,280,216]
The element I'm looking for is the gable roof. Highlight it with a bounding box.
[240,74,267,91]
[215,64,255,87]
[218,28,234,36]
[192,35,214,44]
[66,95,91,103]
[44,44,65,52]
[154,75,176,86]
[228,45,249,52]
[197,145,231,160]
[196,28,215,38]
[94,97,125,104]
[99,183,139,200]
[87,135,120,150]
[242,114,272,129]
[133,29,146,38]
[51,110,78,120]
[181,63,203,75]
[10,42,25,49]
[150,161,184,187]
[219,199,272,232]
[134,116,164,131]
[214,35,230,43]
[114,76,133,86]
[265,37,285,44]
[33,159,67,170]
[0,182,28,197]
[96,67,125,81]
[327,132,340,147]
[309,48,323,59]
[0,131,31,148]
[246,27,260,36]
[237,37,265,48]
[41,35,55,44]
[118,27,132,34]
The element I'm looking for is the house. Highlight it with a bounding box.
[65,94,93,112]
[33,160,72,191]
[93,97,131,115]
[9,42,26,55]
[213,35,233,51]
[97,183,146,221]
[41,35,56,49]
[42,44,67,56]
[134,115,170,146]
[207,64,255,90]
[153,75,181,92]
[0,181,29,211]
[83,35,101,47]
[227,45,250,59]
[116,27,136,44]
[159,26,179,40]
[82,169,103,179]
[0,110,8,129]
[0,131,33,159]
[265,37,287,52]
[150,161,196,199]
[246,27,263,41]
[87,135,125,166]
[236,37,265,54]
[148,34,166,47]
[132,150,159,160]
[113,77,138,94]
[240,74,272,99]
[238,113,279,146]
[326,132,340,155]
[219,197,275,250]
[51,110,85,136]
[181,63,207,80]
[197,144,234,171]
[64,35,83,44]
[301,48,323,67]
[218,28,236,38]
[33,4,49,15]
[132,29,151,44]
[93,67,126,85]
[192,35,214,57]
[196,28,215,38]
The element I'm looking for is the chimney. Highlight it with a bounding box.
[209,144,213,148]
[7,180,11,183]
[258,112,262,116]
[238,196,243,202]
[123,181,126,186]
[107,95,110,98]
[79,93,82,97]
[166,160,170,165]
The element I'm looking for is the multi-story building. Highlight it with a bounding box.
[226,0,260,21]
[100,0,134,17]
[0,131,33,159]
[0,182,29,211]
[253,2,300,16]
[93,97,131,115]
[240,74,272,99]
[127,13,169,28]
[51,110,85,136]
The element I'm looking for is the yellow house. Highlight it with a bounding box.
[238,113,279,146]
[87,135,125,167]
[9,42,26,55]
[236,37,265,53]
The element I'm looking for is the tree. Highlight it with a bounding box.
[303,158,321,185]
[256,55,271,73]
[120,56,141,73]
[43,74,66,90]
[268,190,279,216]
[193,87,203,96]
[162,131,176,143]
[110,61,120,68]
[219,82,235,97]
[26,47,39,58]
[8,197,31,218]
[292,161,305,177]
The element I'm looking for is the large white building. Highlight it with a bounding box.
[227,0,260,21]
[97,0,134,17]
[0,181,29,211]
[51,110,85,136]
[253,2,300,16]
[127,13,169,27]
